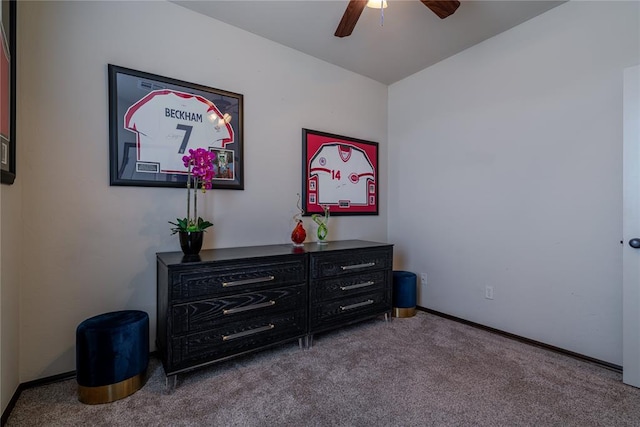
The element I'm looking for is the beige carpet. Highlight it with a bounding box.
[6,311,640,426]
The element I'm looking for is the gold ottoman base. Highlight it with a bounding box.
[393,307,416,318]
[78,372,145,405]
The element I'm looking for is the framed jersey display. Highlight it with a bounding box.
[1,0,16,185]
[302,128,378,216]
[108,65,244,189]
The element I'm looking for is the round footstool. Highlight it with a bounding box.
[392,271,417,318]
[76,310,149,404]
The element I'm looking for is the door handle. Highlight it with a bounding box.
[629,238,640,248]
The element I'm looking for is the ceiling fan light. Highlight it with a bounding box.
[366,0,387,9]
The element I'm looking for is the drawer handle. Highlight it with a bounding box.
[222,324,275,341]
[222,275,275,287]
[340,299,374,311]
[341,262,375,271]
[223,300,276,315]
[340,281,375,291]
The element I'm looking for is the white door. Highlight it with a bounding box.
[623,64,640,387]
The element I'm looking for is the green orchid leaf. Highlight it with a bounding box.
[197,217,214,230]
[169,216,213,234]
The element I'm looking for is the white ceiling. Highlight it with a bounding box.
[173,1,566,85]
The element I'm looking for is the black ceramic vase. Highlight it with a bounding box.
[178,231,204,255]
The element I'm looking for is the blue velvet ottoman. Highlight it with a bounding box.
[76,310,149,404]
[392,271,417,318]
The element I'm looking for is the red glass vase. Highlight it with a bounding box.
[291,220,306,246]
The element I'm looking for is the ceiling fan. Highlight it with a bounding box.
[335,0,461,38]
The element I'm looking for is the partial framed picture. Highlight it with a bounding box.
[302,128,378,216]
[0,0,16,185]
[108,64,244,189]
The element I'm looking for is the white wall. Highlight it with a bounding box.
[0,25,21,418]
[16,0,388,381]
[0,182,20,413]
[389,0,639,365]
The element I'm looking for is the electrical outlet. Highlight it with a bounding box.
[485,286,494,300]
[420,273,427,286]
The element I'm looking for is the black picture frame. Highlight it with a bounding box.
[108,64,244,189]
[302,128,379,216]
[1,0,16,185]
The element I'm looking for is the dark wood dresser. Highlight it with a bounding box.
[156,240,393,384]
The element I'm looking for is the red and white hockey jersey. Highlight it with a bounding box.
[309,143,375,206]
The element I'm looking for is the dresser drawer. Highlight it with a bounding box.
[167,310,306,374]
[310,271,388,303]
[310,248,392,280]
[309,291,390,330]
[170,257,306,300]
[171,284,306,335]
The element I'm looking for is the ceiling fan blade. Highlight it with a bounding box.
[420,0,460,19]
[335,0,368,38]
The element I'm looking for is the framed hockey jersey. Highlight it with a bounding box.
[302,128,378,216]
[0,0,15,185]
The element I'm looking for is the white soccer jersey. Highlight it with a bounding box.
[309,143,375,205]
[124,90,233,174]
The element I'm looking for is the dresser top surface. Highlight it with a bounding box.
[157,240,392,266]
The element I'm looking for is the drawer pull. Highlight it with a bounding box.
[341,262,375,271]
[223,300,276,315]
[222,276,275,287]
[340,299,375,311]
[340,281,375,291]
[222,324,275,341]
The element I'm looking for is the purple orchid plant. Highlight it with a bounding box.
[169,148,216,234]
